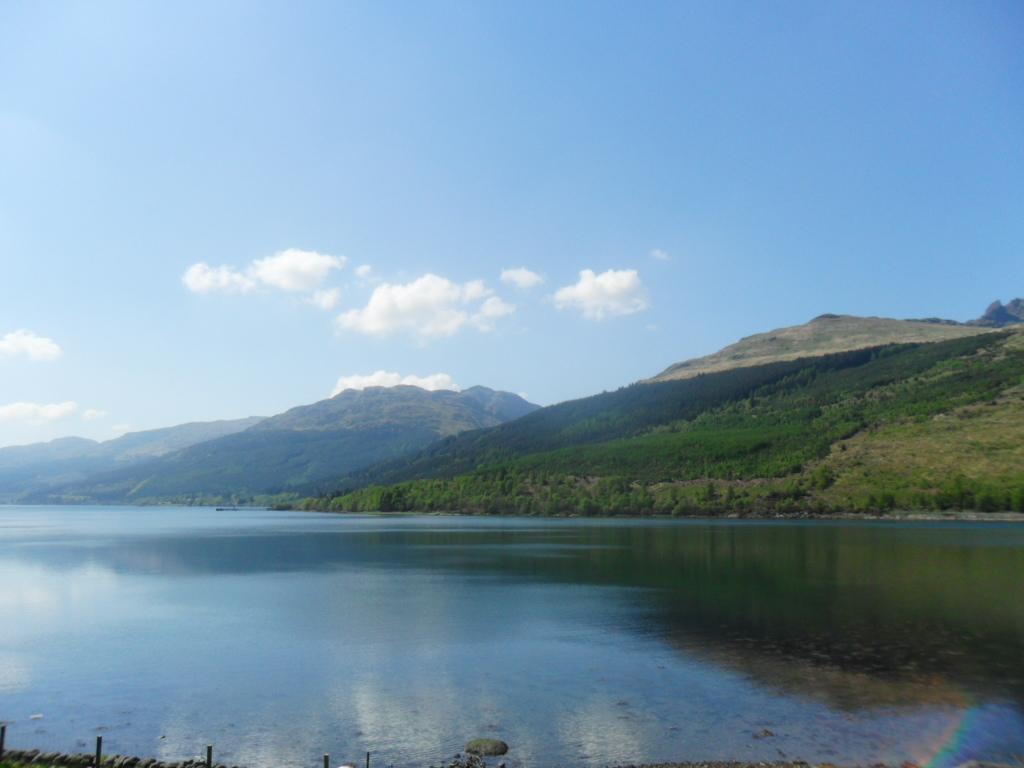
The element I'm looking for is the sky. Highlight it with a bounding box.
[1,0,1022,447]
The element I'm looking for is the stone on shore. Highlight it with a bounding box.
[464,739,508,757]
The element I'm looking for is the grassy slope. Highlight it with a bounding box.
[650,315,990,381]
[817,387,1024,510]
[815,331,1024,512]
[312,330,1024,515]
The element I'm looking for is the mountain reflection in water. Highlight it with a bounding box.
[1,508,1021,768]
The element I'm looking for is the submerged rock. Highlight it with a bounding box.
[464,739,508,757]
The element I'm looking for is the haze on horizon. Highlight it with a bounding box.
[1,0,1022,448]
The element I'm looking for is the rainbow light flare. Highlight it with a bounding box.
[917,702,1024,768]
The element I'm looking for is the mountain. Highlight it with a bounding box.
[314,327,1024,516]
[0,417,263,502]
[249,385,535,434]
[37,386,538,504]
[968,298,1024,328]
[648,314,991,382]
[0,436,101,469]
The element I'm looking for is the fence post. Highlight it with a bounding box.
[324,754,329,768]
[366,751,370,768]
[206,746,213,768]
[95,736,103,768]
[1,723,6,761]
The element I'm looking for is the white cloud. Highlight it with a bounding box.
[308,288,341,311]
[331,371,460,396]
[500,267,543,288]
[337,273,511,339]
[461,279,491,302]
[0,330,62,362]
[249,248,347,292]
[650,248,671,261]
[183,248,345,297]
[355,264,373,279]
[111,423,132,436]
[182,262,256,294]
[472,296,516,331]
[82,408,108,421]
[554,268,649,319]
[0,401,78,424]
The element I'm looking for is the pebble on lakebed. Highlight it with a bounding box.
[464,739,509,757]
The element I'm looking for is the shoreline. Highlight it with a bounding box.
[0,750,239,768]
[299,507,1024,523]
[5,501,1024,523]
[3,749,1005,768]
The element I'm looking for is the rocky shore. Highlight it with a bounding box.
[0,749,240,768]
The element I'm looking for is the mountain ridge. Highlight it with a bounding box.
[648,314,993,383]
[0,417,264,502]
[249,385,534,435]
[649,299,1022,384]
[968,298,1024,328]
[32,385,538,503]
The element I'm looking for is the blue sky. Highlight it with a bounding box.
[1,0,1022,447]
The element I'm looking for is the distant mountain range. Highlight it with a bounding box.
[6,297,1022,512]
[0,418,262,502]
[20,386,537,504]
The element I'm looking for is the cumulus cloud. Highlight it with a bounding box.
[554,268,649,319]
[355,264,373,279]
[183,248,345,297]
[0,401,78,424]
[650,248,671,261]
[82,408,108,421]
[249,249,347,292]
[500,267,543,288]
[308,288,341,311]
[331,371,459,396]
[337,273,512,339]
[0,330,62,362]
[472,296,516,331]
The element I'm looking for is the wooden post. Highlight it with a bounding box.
[95,736,103,768]
[206,746,213,768]
[1,723,6,761]
[323,754,329,768]
[365,751,370,768]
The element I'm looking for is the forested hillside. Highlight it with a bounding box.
[310,330,1024,515]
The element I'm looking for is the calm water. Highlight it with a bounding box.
[1,507,1023,768]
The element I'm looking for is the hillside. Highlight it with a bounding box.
[313,329,1024,515]
[37,386,538,504]
[649,314,991,382]
[0,417,263,502]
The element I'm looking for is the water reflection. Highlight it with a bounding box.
[1,508,1022,767]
